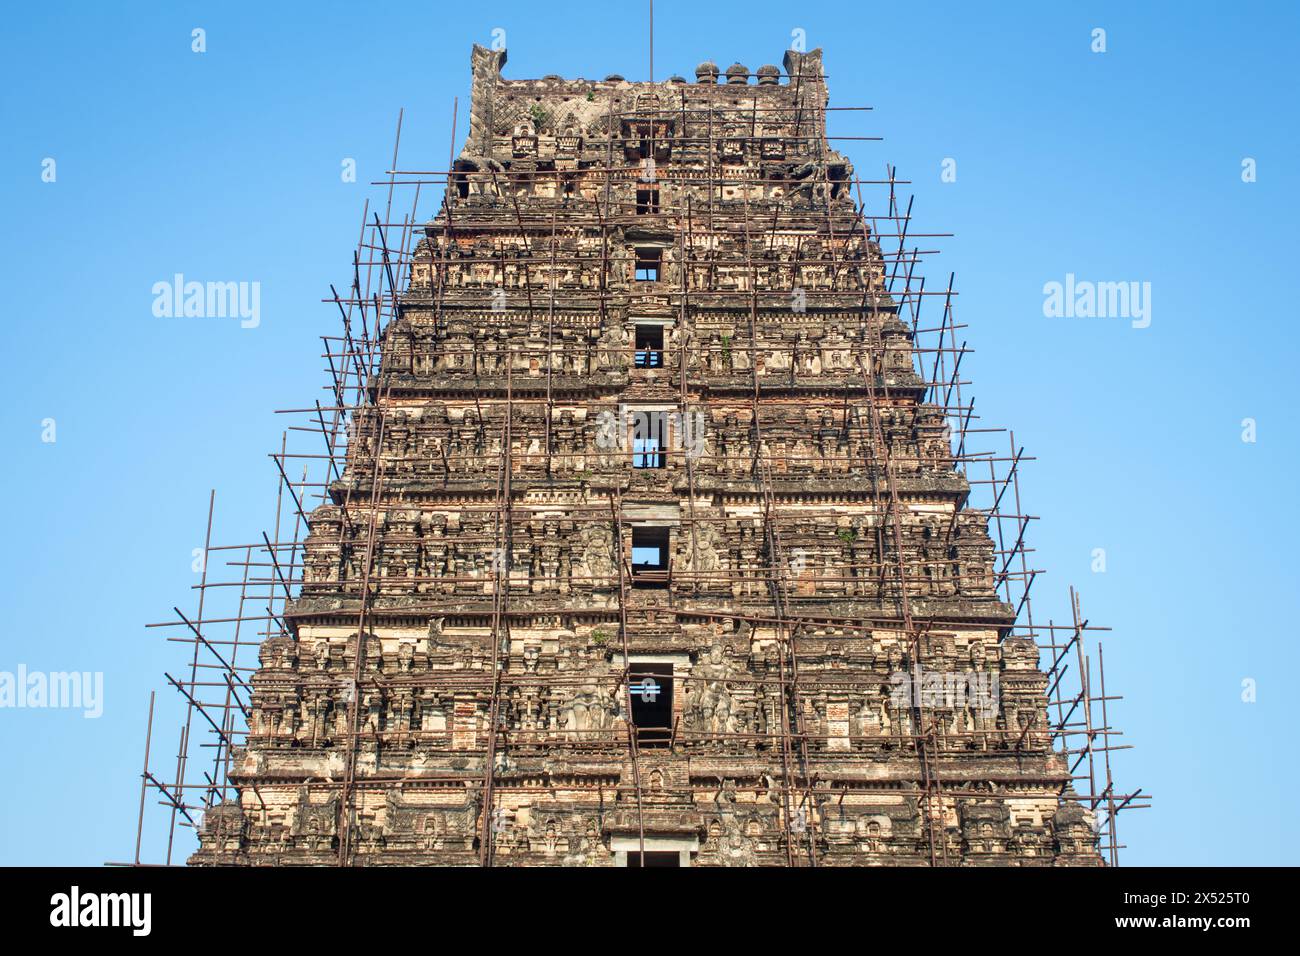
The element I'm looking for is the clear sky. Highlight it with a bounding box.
[1,1,1296,866]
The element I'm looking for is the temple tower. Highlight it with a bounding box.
[191,46,1102,867]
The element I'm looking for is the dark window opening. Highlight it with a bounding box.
[636,187,660,214]
[631,526,669,588]
[635,248,661,282]
[621,118,674,164]
[829,164,849,199]
[629,662,673,748]
[628,850,680,867]
[634,324,664,368]
[624,121,656,160]
[451,160,473,200]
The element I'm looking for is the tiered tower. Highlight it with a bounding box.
[191,45,1102,866]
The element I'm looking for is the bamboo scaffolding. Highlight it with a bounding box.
[127,71,1145,869]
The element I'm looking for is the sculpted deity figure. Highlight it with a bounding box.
[688,643,737,735]
[676,521,724,582]
[426,616,447,653]
[562,674,616,733]
[575,524,616,586]
[718,815,758,866]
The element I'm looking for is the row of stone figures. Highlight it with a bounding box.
[300,514,996,599]
[246,651,1048,753]
[347,391,935,445]
[336,408,952,483]
[257,628,1044,676]
[425,252,881,294]
[380,322,916,380]
[417,233,878,272]
[197,787,1093,863]
[443,159,859,212]
[244,685,1046,752]
[492,108,816,159]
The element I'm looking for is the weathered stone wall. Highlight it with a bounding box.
[191,45,1101,867]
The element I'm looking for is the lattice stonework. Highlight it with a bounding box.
[173,45,1140,868]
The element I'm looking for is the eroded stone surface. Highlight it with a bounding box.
[191,45,1101,868]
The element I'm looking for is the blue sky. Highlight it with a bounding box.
[1,1,1296,866]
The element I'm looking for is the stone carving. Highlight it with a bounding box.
[575,524,616,586]
[561,662,619,734]
[686,643,737,735]
[188,43,1107,869]
[676,521,725,580]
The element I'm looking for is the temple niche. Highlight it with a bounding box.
[190,44,1102,868]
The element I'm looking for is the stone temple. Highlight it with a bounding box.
[191,45,1102,866]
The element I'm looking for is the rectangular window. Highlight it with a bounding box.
[636,187,660,214]
[631,526,669,588]
[630,409,667,467]
[622,122,651,159]
[632,436,664,469]
[635,248,661,282]
[628,662,673,749]
[634,324,664,368]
